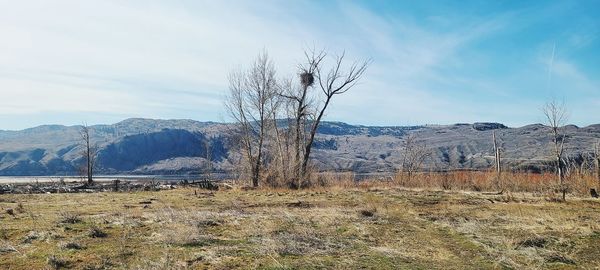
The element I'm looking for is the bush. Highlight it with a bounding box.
[88,226,108,238]
[47,255,68,269]
[59,241,83,250]
[359,208,377,217]
[59,212,81,224]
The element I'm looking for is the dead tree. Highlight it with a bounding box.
[194,139,216,190]
[542,100,569,201]
[188,138,217,190]
[279,50,326,188]
[280,50,369,187]
[595,140,600,189]
[79,124,97,185]
[225,52,278,187]
[400,133,430,184]
[492,131,503,192]
[204,139,213,179]
[296,50,369,187]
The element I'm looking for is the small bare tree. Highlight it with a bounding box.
[492,131,503,192]
[225,52,279,188]
[542,100,569,201]
[204,139,213,179]
[79,124,97,185]
[400,133,430,184]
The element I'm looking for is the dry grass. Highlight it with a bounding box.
[0,183,599,269]
[392,171,599,196]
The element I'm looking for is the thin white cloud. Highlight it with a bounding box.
[0,0,598,130]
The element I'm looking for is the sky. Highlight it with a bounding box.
[0,0,599,130]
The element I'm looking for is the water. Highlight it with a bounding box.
[0,174,231,184]
[0,172,395,184]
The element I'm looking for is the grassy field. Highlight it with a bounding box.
[1,186,600,269]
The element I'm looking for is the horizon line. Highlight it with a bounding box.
[1,116,595,132]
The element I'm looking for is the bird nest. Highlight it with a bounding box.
[300,72,314,87]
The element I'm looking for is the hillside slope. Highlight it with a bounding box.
[0,118,599,176]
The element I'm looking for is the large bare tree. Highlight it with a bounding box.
[281,49,370,187]
[279,50,325,188]
[542,100,569,201]
[225,52,279,187]
[301,51,370,185]
[79,124,97,185]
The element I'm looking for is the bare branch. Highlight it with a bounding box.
[541,99,570,200]
[224,51,278,187]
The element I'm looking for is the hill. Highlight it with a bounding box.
[0,118,599,176]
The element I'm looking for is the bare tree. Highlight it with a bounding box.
[79,124,97,185]
[204,139,213,179]
[595,140,600,189]
[282,49,369,187]
[400,133,430,184]
[279,50,326,188]
[542,100,569,201]
[226,49,369,188]
[492,131,503,192]
[225,52,279,188]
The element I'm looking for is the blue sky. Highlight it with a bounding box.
[0,0,598,130]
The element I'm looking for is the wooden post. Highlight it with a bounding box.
[112,179,120,192]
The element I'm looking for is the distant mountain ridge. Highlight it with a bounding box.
[0,118,599,176]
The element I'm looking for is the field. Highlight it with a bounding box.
[1,185,600,269]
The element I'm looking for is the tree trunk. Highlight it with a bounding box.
[301,97,332,187]
[252,162,260,188]
[253,125,265,188]
[595,142,600,189]
[295,113,302,188]
[493,131,501,191]
[557,155,565,201]
[86,138,93,185]
[553,129,566,201]
[596,156,600,189]
[272,116,287,184]
[294,84,308,189]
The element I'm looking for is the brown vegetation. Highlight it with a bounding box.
[392,170,598,198]
[1,185,599,269]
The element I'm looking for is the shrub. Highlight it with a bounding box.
[47,255,68,269]
[59,241,83,250]
[88,226,108,238]
[59,212,81,224]
[359,208,376,217]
